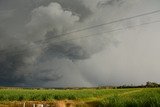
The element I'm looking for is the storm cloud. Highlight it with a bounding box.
[0,0,95,87]
[0,0,160,87]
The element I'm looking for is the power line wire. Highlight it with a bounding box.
[1,9,160,55]
[38,9,160,43]
[44,19,160,47]
[2,18,160,56]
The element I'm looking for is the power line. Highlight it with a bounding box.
[1,9,160,55]
[37,9,160,43]
[44,19,160,47]
[2,18,160,56]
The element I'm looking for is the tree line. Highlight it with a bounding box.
[117,81,160,88]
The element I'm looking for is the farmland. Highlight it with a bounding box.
[0,88,160,107]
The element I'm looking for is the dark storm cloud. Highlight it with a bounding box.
[0,54,24,86]
[1,0,156,87]
[0,0,125,87]
[44,42,90,61]
[35,69,62,82]
[0,45,27,86]
[0,0,93,86]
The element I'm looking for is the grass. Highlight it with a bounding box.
[100,88,160,107]
[0,88,131,101]
[0,88,160,106]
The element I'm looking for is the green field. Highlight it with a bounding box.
[0,88,160,107]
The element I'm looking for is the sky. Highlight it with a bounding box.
[0,0,160,87]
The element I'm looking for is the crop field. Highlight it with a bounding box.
[0,88,160,107]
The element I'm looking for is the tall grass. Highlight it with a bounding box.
[0,88,130,101]
[0,88,160,107]
[99,88,160,107]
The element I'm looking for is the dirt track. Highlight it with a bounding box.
[0,100,96,107]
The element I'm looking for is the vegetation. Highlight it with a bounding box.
[0,88,130,101]
[100,88,160,107]
[117,81,160,88]
[0,88,160,106]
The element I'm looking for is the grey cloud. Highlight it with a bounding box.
[0,47,27,86]
[44,42,90,61]
[0,0,132,87]
[1,0,159,87]
[97,0,125,8]
[47,0,92,21]
[0,1,93,87]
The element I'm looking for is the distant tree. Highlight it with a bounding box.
[146,81,159,87]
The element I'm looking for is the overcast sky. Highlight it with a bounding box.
[0,0,160,87]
